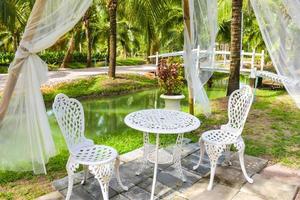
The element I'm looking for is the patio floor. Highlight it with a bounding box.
[48,142,300,200]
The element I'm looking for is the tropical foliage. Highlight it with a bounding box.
[0,0,265,69]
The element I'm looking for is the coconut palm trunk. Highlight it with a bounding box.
[60,33,75,68]
[227,0,243,96]
[84,9,92,68]
[108,0,117,78]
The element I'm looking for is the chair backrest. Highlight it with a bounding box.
[52,94,85,153]
[228,85,253,134]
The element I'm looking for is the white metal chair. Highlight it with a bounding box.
[53,94,128,200]
[193,85,254,190]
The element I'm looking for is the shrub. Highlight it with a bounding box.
[157,58,184,95]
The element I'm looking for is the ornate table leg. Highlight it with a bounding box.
[150,133,160,200]
[136,132,150,176]
[173,133,186,182]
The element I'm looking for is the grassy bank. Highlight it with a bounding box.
[42,74,157,103]
[0,84,299,199]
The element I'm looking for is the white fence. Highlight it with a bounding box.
[149,47,265,72]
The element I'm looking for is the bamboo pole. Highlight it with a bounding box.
[183,0,194,115]
[0,0,45,121]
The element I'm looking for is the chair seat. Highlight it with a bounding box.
[73,145,118,165]
[202,129,239,145]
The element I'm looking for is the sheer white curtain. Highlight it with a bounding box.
[183,0,218,116]
[250,0,300,108]
[0,0,92,174]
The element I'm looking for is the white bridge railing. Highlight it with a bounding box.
[149,48,265,72]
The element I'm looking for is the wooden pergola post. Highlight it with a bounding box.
[183,0,194,115]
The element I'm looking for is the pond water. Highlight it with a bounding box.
[48,77,248,153]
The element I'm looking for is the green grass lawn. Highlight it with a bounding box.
[0,79,299,199]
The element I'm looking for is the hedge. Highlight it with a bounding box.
[0,51,107,66]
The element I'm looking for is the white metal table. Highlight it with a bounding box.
[124,109,201,200]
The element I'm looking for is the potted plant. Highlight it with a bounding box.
[157,58,185,110]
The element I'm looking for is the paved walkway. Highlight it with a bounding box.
[0,65,157,90]
[41,142,300,200]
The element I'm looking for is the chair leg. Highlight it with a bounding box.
[115,156,128,191]
[222,145,232,167]
[89,163,114,200]
[66,157,79,200]
[81,165,89,185]
[205,143,225,191]
[208,163,217,191]
[235,139,253,184]
[193,137,205,170]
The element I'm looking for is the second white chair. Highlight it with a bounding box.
[193,85,254,190]
[53,94,128,200]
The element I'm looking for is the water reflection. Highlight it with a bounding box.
[48,89,165,152]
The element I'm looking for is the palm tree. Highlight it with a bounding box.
[227,0,243,96]
[84,8,93,68]
[158,1,183,52]
[107,0,118,78]
[0,0,32,52]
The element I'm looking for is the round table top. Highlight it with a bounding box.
[124,109,201,134]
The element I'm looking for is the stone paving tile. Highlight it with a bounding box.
[110,194,130,200]
[82,178,118,199]
[137,177,174,198]
[60,184,95,200]
[232,192,265,200]
[119,148,143,163]
[122,186,153,200]
[53,171,92,191]
[182,179,239,200]
[229,153,268,175]
[109,160,153,193]
[163,165,202,185]
[162,192,188,200]
[181,153,211,177]
[215,165,248,188]
[36,191,64,200]
[240,174,298,200]
[156,170,196,193]
[260,164,300,186]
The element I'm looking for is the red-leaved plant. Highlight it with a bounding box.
[157,58,184,95]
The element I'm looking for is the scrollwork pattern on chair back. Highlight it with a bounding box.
[53,94,85,153]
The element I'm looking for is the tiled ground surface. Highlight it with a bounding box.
[49,143,299,200]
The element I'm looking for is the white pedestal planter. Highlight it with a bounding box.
[160,94,185,111]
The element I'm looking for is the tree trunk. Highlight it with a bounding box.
[227,0,243,96]
[106,35,110,65]
[60,33,75,68]
[108,0,118,78]
[84,9,92,68]
[12,32,18,52]
[108,0,117,78]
